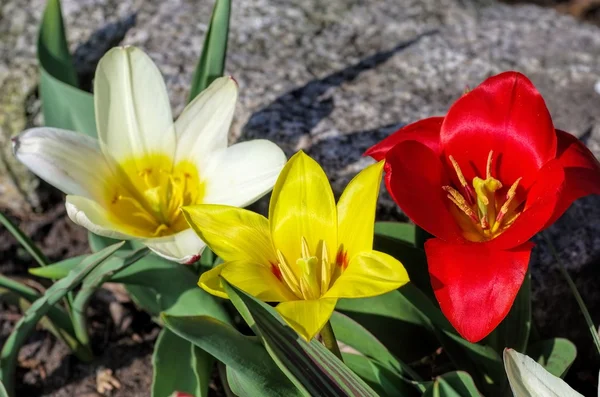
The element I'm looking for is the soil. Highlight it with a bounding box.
[2,1,600,395]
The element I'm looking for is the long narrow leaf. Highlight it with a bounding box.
[526,338,577,378]
[329,311,423,392]
[163,314,301,396]
[0,242,123,396]
[342,353,420,396]
[38,0,78,86]
[188,0,231,101]
[113,254,228,322]
[71,248,148,346]
[38,0,97,136]
[0,213,48,267]
[422,371,481,397]
[222,280,378,397]
[29,255,86,279]
[0,276,90,361]
[0,380,7,397]
[152,327,212,397]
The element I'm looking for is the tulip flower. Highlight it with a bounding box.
[367,71,600,342]
[13,46,286,263]
[183,151,409,340]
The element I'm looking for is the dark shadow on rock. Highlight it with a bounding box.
[72,13,138,92]
[239,30,438,155]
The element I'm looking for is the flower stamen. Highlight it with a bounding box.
[449,155,475,205]
[444,151,522,241]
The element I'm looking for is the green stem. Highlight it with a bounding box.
[320,321,343,362]
[543,233,600,356]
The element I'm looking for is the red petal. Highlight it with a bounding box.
[544,130,600,227]
[385,140,463,242]
[490,159,565,250]
[425,238,533,342]
[440,72,557,189]
[365,117,443,161]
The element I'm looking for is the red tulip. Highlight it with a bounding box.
[366,71,600,342]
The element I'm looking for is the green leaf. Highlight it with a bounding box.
[163,314,300,396]
[38,0,97,136]
[71,248,149,346]
[39,68,96,135]
[152,327,212,397]
[126,284,162,317]
[526,338,577,379]
[372,234,433,299]
[504,349,582,397]
[436,330,505,392]
[374,222,416,245]
[0,212,48,267]
[188,0,231,101]
[0,276,91,362]
[38,0,78,86]
[112,253,228,322]
[0,242,123,396]
[29,255,85,279]
[222,279,378,397]
[0,379,7,397]
[329,311,422,392]
[335,285,439,363]
[342,353,420,396]
[423,371,481,397]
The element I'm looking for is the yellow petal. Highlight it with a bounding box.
[182,204,276,264]
[275,298,337,341]
[337,161,384,261]
[221,260,297,302]
[269,151,337,267]
[198,263,228,299]
[324,250,409,299]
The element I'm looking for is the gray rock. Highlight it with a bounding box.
[3,0,600,349]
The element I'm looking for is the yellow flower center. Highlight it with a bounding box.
[271,237,348,300]
[105,154,204,237]
[444,151,523,242]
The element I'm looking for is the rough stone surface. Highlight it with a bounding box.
[2,0,600,391]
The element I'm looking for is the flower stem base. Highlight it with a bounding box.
[320,321,343,361]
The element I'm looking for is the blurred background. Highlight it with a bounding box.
[1,0,600,395]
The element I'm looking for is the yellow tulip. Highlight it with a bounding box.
[183,151,409,340]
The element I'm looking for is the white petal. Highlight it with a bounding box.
[503,349,583,397]
[174,76,238,167]
[143,228,207,264]
[13,128,112,200]
[94,46,176,164]
[201,140,287,207]
[66,195,134,240]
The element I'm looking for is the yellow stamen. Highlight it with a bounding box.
[444,151,523,242]
[443,186,479,224]
[105,155,204,237]
[448,155,475,205]
[276,250,303,298]
[486,150,494,179]
[493,177,522,233]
